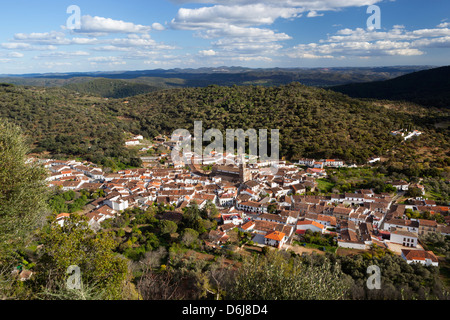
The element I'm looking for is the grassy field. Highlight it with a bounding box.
[316,178,336,193]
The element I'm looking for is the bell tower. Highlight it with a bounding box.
[239,154,252,183]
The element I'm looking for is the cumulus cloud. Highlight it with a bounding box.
[171,0,381,10]
[1,42,57,51]
[169,0,384,64]
[152,22,166,31]
[437,22,450,28]
[199,25,291,41]
[307,11,324,17]
[286,24,450,59]
[35,51,90,59]
[199,49,217,56]
[73,15,152,34]
[171,4,303,29]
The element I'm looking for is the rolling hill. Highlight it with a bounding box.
[63,78,161,99]
[0,81,448,172]
[0,66,433,98]
[331,66,450,108]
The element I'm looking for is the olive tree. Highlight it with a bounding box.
[0,119,49,249]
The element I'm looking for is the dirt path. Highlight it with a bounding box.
[284,244,325,255]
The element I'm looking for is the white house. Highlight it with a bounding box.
[391,180,409,191]
[296,220,326,234]
[105,195,129,211]
[218,193,235,207]
[86,205,117,226]
[297,159,315,167]
[390,230,418,248]
[236,201,268,214]
[401,249,438,266]
[55,213,70,227]
[221,213,243,226]
[89,168,104,180]
[125,140,140,146]
[264,231,287,249]
[322,159,344,167]
[403,130,422,141]
[383,219,419,233]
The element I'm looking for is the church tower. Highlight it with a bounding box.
[239,154,252,183]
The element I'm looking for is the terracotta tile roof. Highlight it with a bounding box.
[264,231,285,241]
[241,221,255,231]
[418,219,438,227]
[401,249,438,262]
[297,220,325,229]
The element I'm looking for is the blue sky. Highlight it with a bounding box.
[0,0,449,74]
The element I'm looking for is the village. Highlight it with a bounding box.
[40,133,449,268]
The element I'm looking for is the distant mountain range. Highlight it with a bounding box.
[1,66,447,107]
[0,66,435,98]
[331,65,450,109]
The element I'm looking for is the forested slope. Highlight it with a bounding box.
[0,82,448,171]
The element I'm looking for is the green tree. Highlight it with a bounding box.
[160,220,178,235]
[181,228,199,247]
[0,119,49,249]
[226,251,351,300]
[35,215,128,299]
[408,187,423,198]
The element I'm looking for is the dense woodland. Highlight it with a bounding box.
[1,82,448,176]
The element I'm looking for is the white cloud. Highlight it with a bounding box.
[92,45,132,52]
[36,51,90,59]
[199,25,291,42]
[88,56,123,62]
[171,0,381,10]
[171,4,304,29]
[10,31,99,46]
[108,34,176,51]
[229,56,273,62]
[14,31,66,42]
[307,11,324,18]
[1,42,57,51]
[152,22,166,31]
[199,49,217,56]
[285,24,450,59]
[74,15,152,34]
[437,22,450,28]
[7,52,24,58]
[169,0,383,65]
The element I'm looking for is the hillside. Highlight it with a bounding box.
[0,66,432,98]
[0,82,448,172]
[63,78,161,99]
[331,66,450,108]
[0,84,140,166]
[109,83,449,166]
